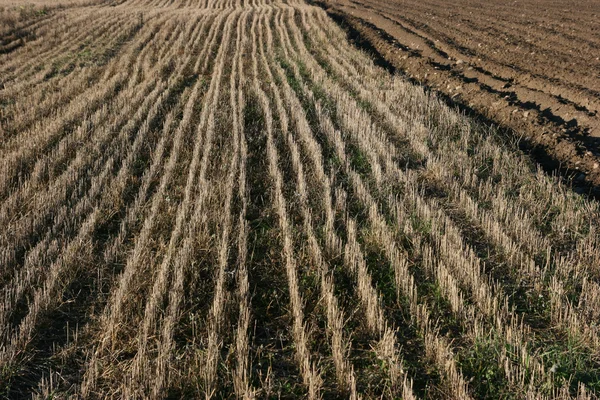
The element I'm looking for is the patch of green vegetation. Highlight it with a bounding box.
[538,333,600,396]
[355,96,375,115]
[0,362,20,399]
[409,211,431,236]
[244,94,265,133]
[359,230,396,302]
[277,56,301,93]
[347,143,371,176]
[458,334,516,399]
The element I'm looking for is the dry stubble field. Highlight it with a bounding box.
[1,0,600,398]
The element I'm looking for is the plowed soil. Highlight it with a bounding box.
[318,0,600,190]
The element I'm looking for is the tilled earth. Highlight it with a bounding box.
[318,0,600,191]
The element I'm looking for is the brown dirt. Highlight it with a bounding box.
[316,0,600,191]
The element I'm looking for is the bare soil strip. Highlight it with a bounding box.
[317,0,600,193]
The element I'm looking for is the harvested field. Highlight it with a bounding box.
[319,0,600,191]
[1,0,600,398]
